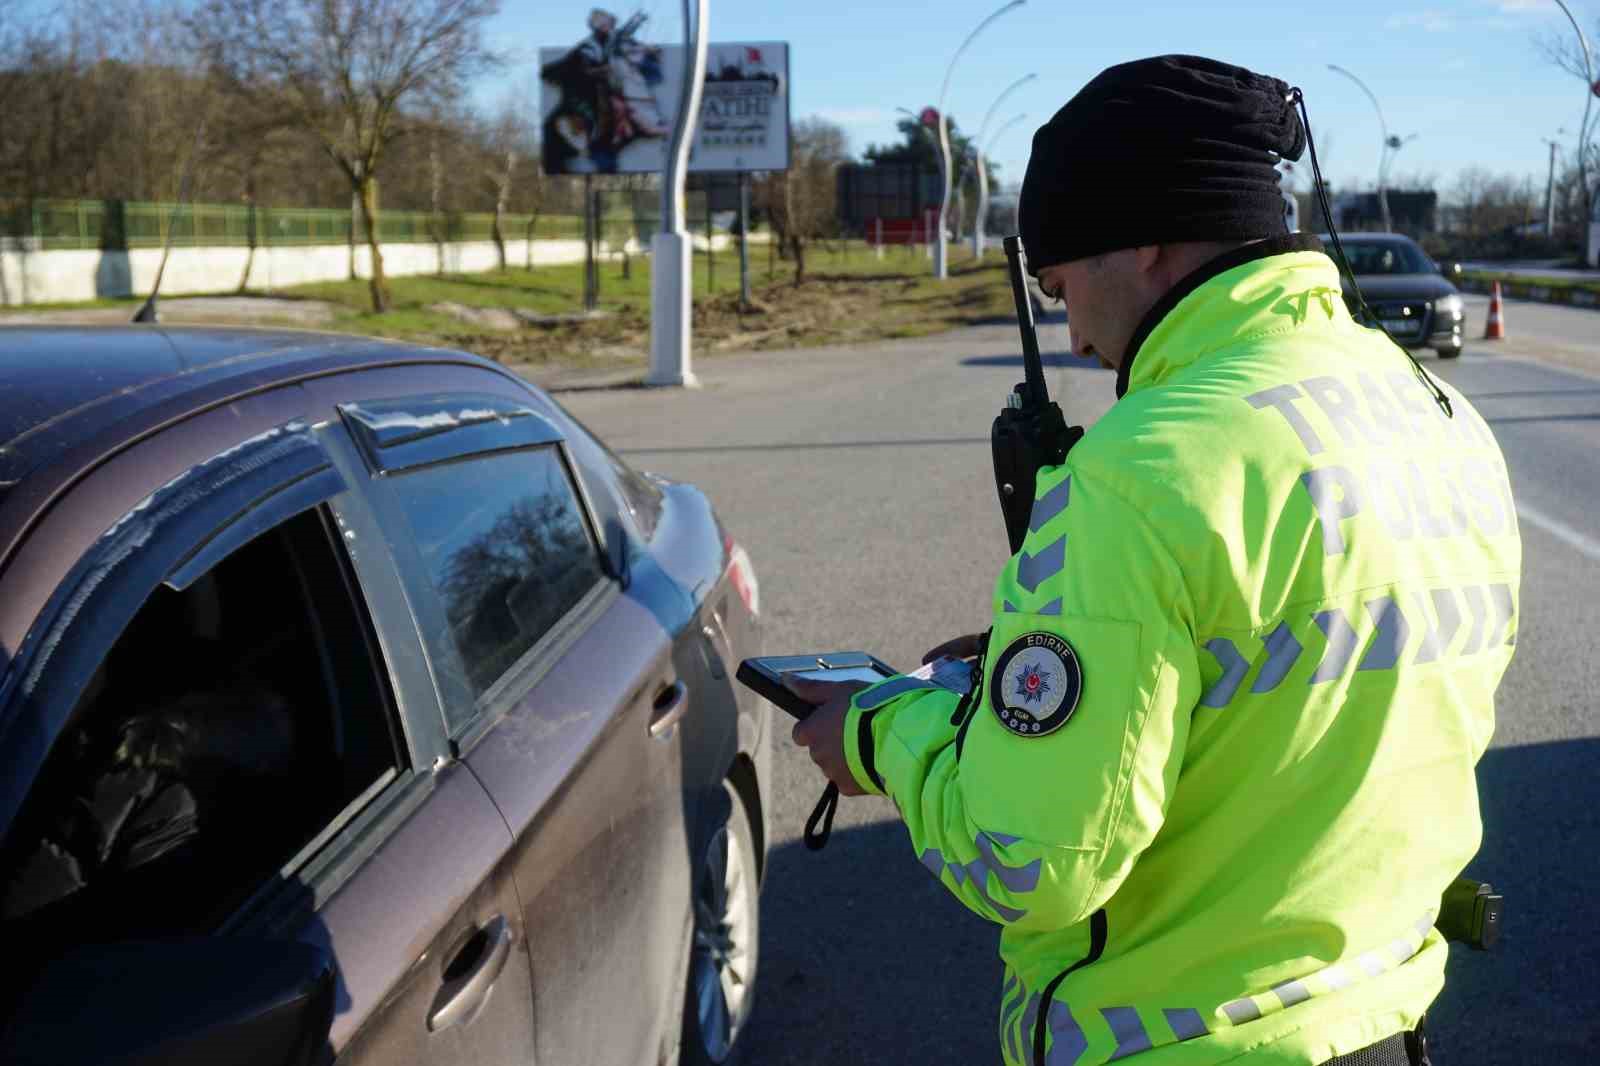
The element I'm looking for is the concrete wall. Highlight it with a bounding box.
[0,230,742,306]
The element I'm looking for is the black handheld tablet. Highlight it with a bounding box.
[736,652,898,721]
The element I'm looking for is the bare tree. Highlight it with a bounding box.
[1537,19,1598,229]
[757,116,849,286]
[482,94,535,271]
[190,0,501,311]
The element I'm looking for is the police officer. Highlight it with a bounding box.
[789,55,1520,1066]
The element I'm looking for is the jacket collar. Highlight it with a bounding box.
[1115,233,1334,399]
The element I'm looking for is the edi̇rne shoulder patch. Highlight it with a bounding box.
[989,632,1083,738]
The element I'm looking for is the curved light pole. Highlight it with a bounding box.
[1550,0,1595,250]
[1328,64,1396,232]
[1379,131,1418,227]
[648,0,710,387]
[935,0,1027,279]
[971,73,1036,258]
[975,112,1028,258]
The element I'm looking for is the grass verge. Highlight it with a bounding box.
[0,240,1017,374]
[1460,270,1600,303]
[301,240,1018,375]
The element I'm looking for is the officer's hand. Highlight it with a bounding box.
[922,633,984,664]
[786,677,873,797]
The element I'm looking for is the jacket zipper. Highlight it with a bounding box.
[1032,909,1107,1066]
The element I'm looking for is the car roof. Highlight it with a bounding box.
[1317,232,1418,247]
[0,325,509,545]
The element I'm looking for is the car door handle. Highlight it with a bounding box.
[427,915,513,1032]
[648,679,690,739]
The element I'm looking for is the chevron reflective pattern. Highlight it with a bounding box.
[1017,536,1067,593]
[1191,585,1515,711]
[1002,912,1436,1064]
[920,830,1042,924]
[1199,638,1249,707]
[1030,477,1072,533]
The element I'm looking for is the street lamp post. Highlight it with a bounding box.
[1379,131,1418,229]
[1550,0,1595,240]
[971,72,1036,259]
[975,112,1028,263]
[648,0,710,387]
[935,0,1026,280]
[1542,131,1566,237]
[1327,64,1399,232]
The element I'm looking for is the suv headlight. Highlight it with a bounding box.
[1437,294,1464,318]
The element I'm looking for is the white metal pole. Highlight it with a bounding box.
[935,0,1025,280]
[1328,64,1392,231]
[971,73,1035,259]
[1550,0,1595,257]
[649,0,710,387]
[974,113,1027,259]
[875,216,884,260]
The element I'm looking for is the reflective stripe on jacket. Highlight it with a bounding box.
[843,234,1520,1065]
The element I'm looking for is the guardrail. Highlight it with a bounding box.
[0,198,600,250]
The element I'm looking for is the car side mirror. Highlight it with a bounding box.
[0,938,336,1066]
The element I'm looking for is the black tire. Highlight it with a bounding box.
[1436,344,1463,360]
[680,780,760,1066]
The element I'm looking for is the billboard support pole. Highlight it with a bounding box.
[583,174,596,312]
[738,171,751,306]
[648,0,710,387]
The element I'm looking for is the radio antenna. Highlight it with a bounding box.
[133,115,210,324]
[1003,236,1049,406]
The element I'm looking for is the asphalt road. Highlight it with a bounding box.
[559,299,1600,1065]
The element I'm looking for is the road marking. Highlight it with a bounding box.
[1516,502,1600,563]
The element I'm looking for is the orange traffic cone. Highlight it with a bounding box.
[1483,281,1506,340]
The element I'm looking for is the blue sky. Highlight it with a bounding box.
[482,0,1597,199]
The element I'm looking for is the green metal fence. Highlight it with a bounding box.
[0,198,586,251]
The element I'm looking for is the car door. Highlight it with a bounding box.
[0,387,536,1066]
[308,366,694,1065]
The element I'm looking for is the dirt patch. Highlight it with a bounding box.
[453,268,1007,369]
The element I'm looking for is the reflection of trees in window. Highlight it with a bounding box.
[438,492,601,695]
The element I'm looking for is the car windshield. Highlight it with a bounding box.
[1329,239,1435,276]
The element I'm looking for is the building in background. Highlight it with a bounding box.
[1332,190,1439,235]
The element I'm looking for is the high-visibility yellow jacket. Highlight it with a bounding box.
[842,234,1521,1065]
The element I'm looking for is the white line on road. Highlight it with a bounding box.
[1517,502,1600,563]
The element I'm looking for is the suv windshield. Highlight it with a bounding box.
[1330,239,1435,276]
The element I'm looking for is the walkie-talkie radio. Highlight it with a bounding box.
[993,236,1083,554]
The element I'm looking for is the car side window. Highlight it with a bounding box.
[0,506,404,958]
[388,446,608,709]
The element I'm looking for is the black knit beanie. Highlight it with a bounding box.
[1019,54,1306,273]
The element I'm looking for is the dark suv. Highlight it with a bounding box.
[0,327,771,1066]
[1321,233,1466,359]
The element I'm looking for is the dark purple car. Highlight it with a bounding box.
[0,327,771,1066]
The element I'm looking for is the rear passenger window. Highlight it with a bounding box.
[390,447,607,705]
[0,507,403,957]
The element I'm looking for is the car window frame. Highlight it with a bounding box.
[335,395,620,751]
[0,415,447,939]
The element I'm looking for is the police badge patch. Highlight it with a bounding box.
[989,632,1083,738]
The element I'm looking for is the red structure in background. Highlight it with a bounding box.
[870,211,940,248]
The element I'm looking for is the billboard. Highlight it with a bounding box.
[539,14,789,176]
